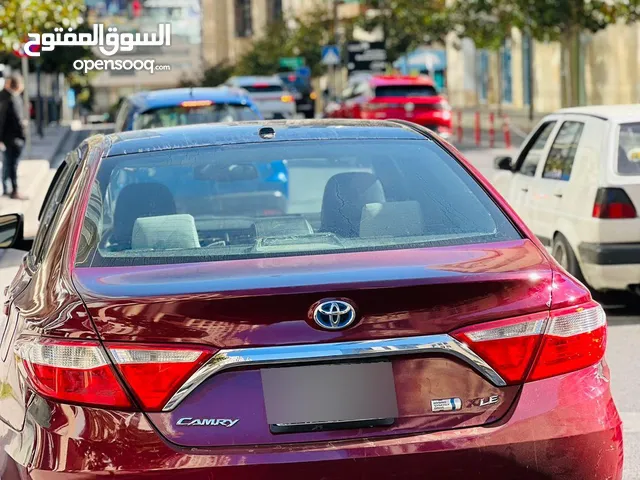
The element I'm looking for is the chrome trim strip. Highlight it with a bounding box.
[162,334,506,412]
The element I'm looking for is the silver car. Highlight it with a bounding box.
[225,76,297,120]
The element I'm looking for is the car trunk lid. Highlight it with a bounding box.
[73,239,552,448]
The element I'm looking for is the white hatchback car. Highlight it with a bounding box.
[493,105,640,297]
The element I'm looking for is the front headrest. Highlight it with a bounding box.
[131,214,200,250]
[112,182,177,247]
[320,172,386,237]
[359,201,424,238]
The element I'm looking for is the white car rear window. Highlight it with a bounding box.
[617,122,640,175]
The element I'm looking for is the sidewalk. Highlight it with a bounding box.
[451,106,547,149]
[0,124,71,235]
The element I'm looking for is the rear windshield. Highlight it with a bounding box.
[241,85,284,93]
[76,139,520,267]
[617,122,640,175]
[375,85,438,97]
[133,104,259,130]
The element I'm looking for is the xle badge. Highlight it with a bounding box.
[431,398,462,412]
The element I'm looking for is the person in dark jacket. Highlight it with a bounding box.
[0,74,27,199]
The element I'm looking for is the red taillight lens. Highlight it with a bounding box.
[16,338,212,411]
[453,315,546,384]
[109,344,211,411]
[592,187,637,218]
[16,338,132,408]
[528,304,606,381]
[452,303,606,385]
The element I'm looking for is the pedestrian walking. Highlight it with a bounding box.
[0,73,27,200]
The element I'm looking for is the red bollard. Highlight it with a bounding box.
[503,115,512,149]
[489,112,495,148]
[457,111,463,143]
[474,111,481,146]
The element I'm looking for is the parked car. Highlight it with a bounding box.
[327,74,453,139]
[492,105,640,300]
[111,87,287,215]
[224,75,297,120]
[277,71,317,118]
[113,87,262,132]
[0,120,622,479]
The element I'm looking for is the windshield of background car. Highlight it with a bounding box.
[617,122,640,175]
[75,138,521,267]
[375,85,438,97]
[132,103,259,129]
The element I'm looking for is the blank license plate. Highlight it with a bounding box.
[261,362,398,433]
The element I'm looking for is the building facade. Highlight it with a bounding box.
[201,0,284,67]
[446,21,640,116]
[87,0,204,112]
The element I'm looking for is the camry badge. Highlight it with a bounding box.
[177,417,239,427]
[313,300,356,330]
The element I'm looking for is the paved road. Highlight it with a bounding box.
[461,146,640,480]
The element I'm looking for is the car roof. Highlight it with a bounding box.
[104,119,428,157]
[556,104,640,123]
[126,87,254,111]
[230,76,283,86]
[369,75,435,87]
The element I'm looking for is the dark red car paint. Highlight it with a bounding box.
[0,124,623,479]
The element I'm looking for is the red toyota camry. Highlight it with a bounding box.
[0,120,622,479]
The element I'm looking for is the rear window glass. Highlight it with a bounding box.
[133,104,259,130]
[76,139,520,267]
[617,122,640,175]
[375,85,438,97]
[241,85,284,93]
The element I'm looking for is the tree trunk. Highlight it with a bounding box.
[561,27,582,107]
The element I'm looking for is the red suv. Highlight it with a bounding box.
[335,75,452,139]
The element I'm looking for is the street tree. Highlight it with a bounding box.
[359,0,452,63]
[234,4,347,78]
[0,0,85,52]
[450,0,640,105]
[179,61,236,88]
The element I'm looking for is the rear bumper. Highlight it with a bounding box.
[578,242,640,290]
[4,364,622,480]
[579,241,640,265]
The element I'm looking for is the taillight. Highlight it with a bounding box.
[528,304,606,381]
[109,344,211,411]
[280,95,294,103]
[16,337,212,411]
[592,187,637,218]
[16,338,131,408]
[452,302,606,385]
[180,100,214,108]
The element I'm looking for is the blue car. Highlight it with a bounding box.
[110,88,289,216]
[113,87,263,132]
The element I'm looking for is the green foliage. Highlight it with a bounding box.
[0,0,85,51]
[360,0,451,62]
[235,21,294,76]
[450,0,640,48]
[234,4,341,78]
[180,61,236,88]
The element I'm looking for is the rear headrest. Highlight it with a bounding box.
[132,214,200,250]
[321,172,386,237]
[113,182,177,248]
[359,201,424,238]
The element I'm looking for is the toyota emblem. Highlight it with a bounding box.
[313,300,357,330]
